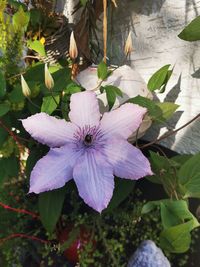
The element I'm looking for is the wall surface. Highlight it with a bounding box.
[57,0,200,154]
[109,0,200,154]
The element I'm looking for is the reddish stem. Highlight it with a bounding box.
[0,201,39,219]
[0,233,49,245]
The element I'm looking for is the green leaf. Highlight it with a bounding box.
[0,71,6,98]
[178,16,200,41]
[0,103,10,117]
[80,0,88,6]
[104,85,123,97]
[160,219,199,253]
[13,6,30,32]
[106,179,135,212]
[156,102,179,121]
[39,186,67,233]
[127,95,163,123]
[41,95,60,115]
[27,40,46,57]
[66,83,82,94]
[8,84,25,103]
[178,153,200,198]
[172,154,192,166]
[29,8,42,26]
[3,156,19,177]
[24,63,45,82]
[0,127,8,148]
[97,61,108,80]
[103,85,122,110]
[160,200,195,229]
[147,65,171,91]
[142,199,199,253]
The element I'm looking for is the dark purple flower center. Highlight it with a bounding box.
[84,134,93,145]
[73,125,105,150]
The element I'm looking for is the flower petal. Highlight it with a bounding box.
[69,91,101,127]
[21,113,77,147]
[29,144,82,194]
[73,150,114,212]
[100,103,146,139]
[103,139,153,179]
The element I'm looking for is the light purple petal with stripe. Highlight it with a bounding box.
[69,91,101,127]
[29,144,82,194]
[21,113,77,147]
[103,139,153,180]
[73,150,114,212]
[100,103,146,139]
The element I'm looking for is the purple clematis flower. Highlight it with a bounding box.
[22,91,152,212]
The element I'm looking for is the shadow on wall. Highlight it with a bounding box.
[185,0,199,24]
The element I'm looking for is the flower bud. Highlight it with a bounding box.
[112,0,117,7]
[69,31,78,60]
[124,32,133,56]
[45,64,54,90]
[21,75,31,98]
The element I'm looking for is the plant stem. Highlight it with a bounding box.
[0,233,49,245]
[0,201,39,219]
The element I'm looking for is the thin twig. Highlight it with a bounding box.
[0,201,39,219]
[0,233,49,245]
[140,113,200,149]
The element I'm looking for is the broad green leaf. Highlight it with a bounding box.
[178,16,200,41]
[160,200,195,229]
[142,199,199,253]
[13,6,30,31]
[0,127,8,147]
[24,63,45,82]
[147,65,171,91]
[104,85,122,110]
[39,186,67,233]
[97,61,108,80]
[27,40,46,57]
[178,153,200,198]
[3,156,19,177]
[0,71,6,98]
[26,147,48,178]
[66,83,82,94]
[80,0,88,6]
[29,8,42,26]
[0,103,10,117]
[8,85,25,103]
[160,219,199,253]
[105,179,135,212]
[160,70,173,93]
[127,96,163,123]
[172,154,192,166]
[156,102,179,121]
[41,95,60,115]
[104,85,123,97]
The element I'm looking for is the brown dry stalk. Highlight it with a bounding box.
[103,0,107,63]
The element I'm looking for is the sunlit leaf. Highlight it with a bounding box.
[178,16,200,41]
